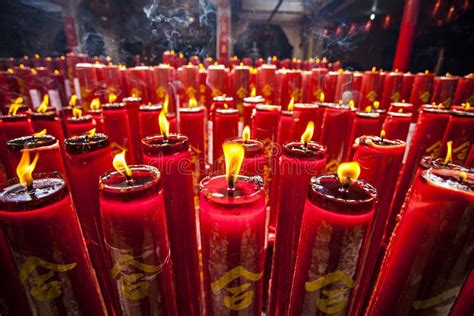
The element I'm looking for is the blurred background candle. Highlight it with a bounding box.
[359,68,381,108]
[142,117,202,315]
[123,96,143,163]
[138,103,162,140]
[401,72,415,101]
[179,63,199,103]
[102,101,135,162]
[276,109,294,145]
[75,63,98,108]
[381,111,412,141]
[269,123,326,315]
[439,109,474,165]
[251,104,281,145]
[292,103,319,142]
[324,71,338,103]
[308,68,327,103]
[334,70,353,104]
[207,64,228,99]
[380,71,403,110]
[95,64,123,103]
[199,143,266,315]
[0,160,106,314]
[345,110,380,160]
[453,73,474,105]
[210,95,233,120]
[289,163,377,316]
[431,74,458,108]
[87,98,104,133]
[31,105,65,143]
[367,167,473,315]
[242,94,264,128]
[65,108,96,137]
[124,66,151,103]
[257,64,277,104]
[99,158,177,315]
[409,72,435,120]
[388,101,414,114]
[212,108,239,171]
[278,69,302,110]
[230,64,249,113]
[151,64,174,107]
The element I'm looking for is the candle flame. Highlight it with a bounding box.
[319,91,325,103]
[372,66,376,72]
[34,54,40,59]
[425,70,429,74]
[288,96,295,111]
[106,92,116,104]
[223,143,245,186]
[373,101,380,109]
[69,95,78,107]
[398,108,403,113]
[189,95,197,108]
[301,121,314,145]
[464,102,471,111]
[444,141,453,164]
[16,151,40,188]
[72,107,82,118]
[365,106,372,113]
[8,101,23,116]
[159,110,170,138]
[7,68,13,73]
[113,150,132,177]
[460,171,468,181]
[33,129,47,137]
[380,130,386,138]
[86,128,96,138]
[223,103,228,109]
[31,69,37,75]
[337,162,361,185]
[242,126,251,142]
[90,98,101,110]
[54,69,60,75]
[162,94,170,113]
[250,87,257,97]
[349,100,355,108]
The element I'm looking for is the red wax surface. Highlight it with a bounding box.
[142,135,202,315]
[31,111,65,144]
[308,68,327,102]
[453,74,474,105]
[293,103,319,141]
[381,111,413,141]
[359,70,381,107]
[102,103,135,163]
[450,269,474,316]
[65,115,96,138]
[269,142,326,315]
[409,72,435,120]
[123,97,143,163]
[0,175,106,314]
[388,106,450,239]
[439,110,474,165]
[212,108,239,171]
[199,175,266,315]
[324,71,338,103]
[276,110,294,145]
[138,104,162,140]
[288,175,376,316]
[151,64,174,107]
[431,75,458,107]
[257,64,277,104]
[320,104,354,171]
[207,64,229,97]
[401,72,415,101]
[345,112,380,160]
[99,166,177,315]
[380,72,403,109]
[242,96,264,128]
[179,64,199,103]
[230,65,250,110]
[251,104,281,143]
[1,114,34,140]
[368,168,474,315]
[351,136,405,313]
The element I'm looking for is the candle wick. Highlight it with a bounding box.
[227,177,235,197]
[339,178,351,195]
[125,175,134,185]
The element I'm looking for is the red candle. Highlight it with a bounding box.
[210,95,233,120]
[292,103,319,141]
[401,72,415,101]
[142,134,203,315]
[324,71,338,103]
[65,110,96,138]
[179,64,199,103]
[257,64,277,104]
[288,167,377,316]
[0,172,106,314]
[409,72,435,120]
[439,109,474,165]
[207,64,229,98]
[334,70,353,103]
[99,163,177,315]
[75,63,99,108]
[381,111,412,141]
[352,71,362,104]
[465,144,474,168]
[1,113,34,140]
[138,104,162,140]
[278,69,302,110]
[124,66,151,103]
[431,75,458,107]
[242,95,264,128]
[453,73,474,105]
[276,110,294,145]
[123,96,143,163]
[251,104,281,144]
[367,167,474,315]
[350,136,405,313]
[359,68,381,108]
[102,102,135,163]
[225,130,266,177]
[380,71,403,109]
[213,108,239,171]
[162,50,174,65]
[94,64,122,103]
[388,101,414,113]
[179,106,207,188]
[450,269,474,316]
[345,111,380,160]
[320,103,354,172]
[269,137,326,315]
[151,64,174,108]
[198,65,210,109]
[199,147,266,315]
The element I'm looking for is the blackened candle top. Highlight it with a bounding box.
[0,173,68,211]
[1,114,29,122]
[7,135,57,151]
[200,174,264,205]
[422,168,474,193]
[179,106,205,113]
[142,134,189,155]
[139,104,162,112]
[65,133,109,154]
[283,141,326,159]
[100,165,162,201]
[122,96,142,104]
[308,175,377,214]
[216,108,238,115]
[31,111,57,121]
[419,156,469,172]
[66,114,93,124]
[102,103,125,110]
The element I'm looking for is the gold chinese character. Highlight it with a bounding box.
[156,86,167,99]
[291,89,302,102]
[305,270,355,315]
[313,88,323,99]
[413,286,460,310]
[391,92,401,102]
[420,91,431,103]
[19,256,77,302]
[211,266,263,311]
[186,87,197,98]
[111,255,163,301]
[236,87,248,99]
[366,91,378,103]
[453,141,470,161]
[262,84,273,97]
[200,84,207,94]
[425,141,441,157]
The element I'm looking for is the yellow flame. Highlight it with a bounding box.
[223,143,245,185]
[188,95,197,108]
[33,129,47,137]
[242,126,250,142]
[286,96,295,111]
[349,100,355,108]
[159,110,170,138]
[372,66,376,72]
[460,171,468,181]
[365,106,372,113]
[301,121,314,144]
[16,151,40,188]
[19,64,25,68]
[53,69,60,75]
[179,53,184,58]
[444,141,453,164]
[322,57,327,62]
[90,98,101,110]
[113,150,132,177]
[240,62,244,66]
[319,92,325,103]
[34,54,40,59]
[72,107,82,118]
[250,87,256,97]
[86,128,96,138]
[425,70,429,74]
[8,102,22,116]
[108,93,117,103]
[398,108,403,113]
[69,95,78,106]
[223,103,228,109]
[380,130,386,138]
[337,162,361,185]
[464,102,471,111]
[373,101,380,109]
[7,68,14,73]
[31,69,37,75]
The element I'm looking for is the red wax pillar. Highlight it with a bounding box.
[381,111,413,141]
[345,111,380,160]
[334,70,353,103]
[230,64,249,113]
[207,64,229,98]
[257,64,277,104]
[124,66,151,103]
[242,96,264,128]
[388,101,414,113]
[102,103,135,163]
[401,72,415,101]
[439,109,474,165]
[392,0,421,71]
[359,69,381,108]
[179,64,199,103]
[95,64,122,103]
[324,71,338,103]
[65,114,96,137]
[409,72,435,120]
[292,103,319,141]
[278,69,302,110]
[212,108,239,171]
[123,96,143,163]
[225,137,266,177]
[289,174,377,316]
[151,64,174,110]
[138,104,162,140]
[453,74,474,105]
[76,63,99,108]
[380,71,403,109]
[431,75,458,108]
[276,110,294,145]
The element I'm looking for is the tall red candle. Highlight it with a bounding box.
[242,95,264,128]
[452,73,474,105]
[439,109,474,165]
[278,69,302,110]
[324,71,338,103]
[401,72,415,101]
[288,171,377,316]
[138,104,162,140]
[352,71,362,104]
[1,113,34,140]
[179,64,199,103]
[210,95,233,120]
[200,171,266,315]
[151,64,174,107]
[207,64,229,98]
[225,133,266,177]
[367,167,474,315]
[345,111,380,160]
[409,72,435,120]
[99,164,177,315]
[269,140,326,315]
[359,69,381,108]
[142,135,203,315]
[381,111,412,141]
[276,110,294,145]
[65,112,96,138]
[292,103,319,141]
[75,63,99,108]
[102,102,135,163]
[380,71,403,109]
[308,68,328,102]
[431,75,458,107]
[334,70,353,103]
[213,108,239,171]
[95,64,122,103]
[0,172,106,314]
[124,66,151,103]
[123,96,143,163]
[257,64,277,104]
[251,104,281,144]
[31,109,65,143]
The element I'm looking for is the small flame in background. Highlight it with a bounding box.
[37,95,49,113]
[109,93,117,103]
[90,98,101,110]
[87,128,96,138]
[33,129,47,137]
[72,107,82,118]
[69,95,78,107]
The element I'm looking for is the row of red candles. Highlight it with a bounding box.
[0,87,473,315]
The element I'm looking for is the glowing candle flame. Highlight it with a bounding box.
[31,69,37,75]
[337,162,361,186]
[398,108,403,113]
[242,126,250,142]
[460,171,468,181]
[72,107,82,118]
[188,95,197,108]
[7,68,13,73]
[301,121,314,145]
[444,141,453,164]
[69,95,78,107]
[16,151,40,188]
[288,96,295,111]
[380,130,386,139]
[90,98,101,110]
[372,66,376,72]
[250,87,257,97]
[223,103,228,109]
[373,101,380,109]
[365,106,372,113]
[349,100,355,108]
[8,101,23,116]
[464,102,471,111]
[113,150,132,177]
[86,128,96,138]
[54,69,60,75]
[33,129,47,137]
[319,92,325,103]
[223,143,245,187]
[159,110,170,139]
[108,93,117,104]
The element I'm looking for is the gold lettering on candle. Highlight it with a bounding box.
[111,255,163,301]
[212,88,223,97]
[19,256,77,301]
[453,141,470,161]
[313,88,323,99]
[391,92,401,102]
[425,141,442,157]
[420,91,431,103]
[185,87,197,98]
[291,89,302,102]
[155,86,167,99]
[211,266,263,311]
[236,87,248,99]
[305,270,355,314]
[412,286,461,310]
[366,91,378,103]
[262,85,273,97]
